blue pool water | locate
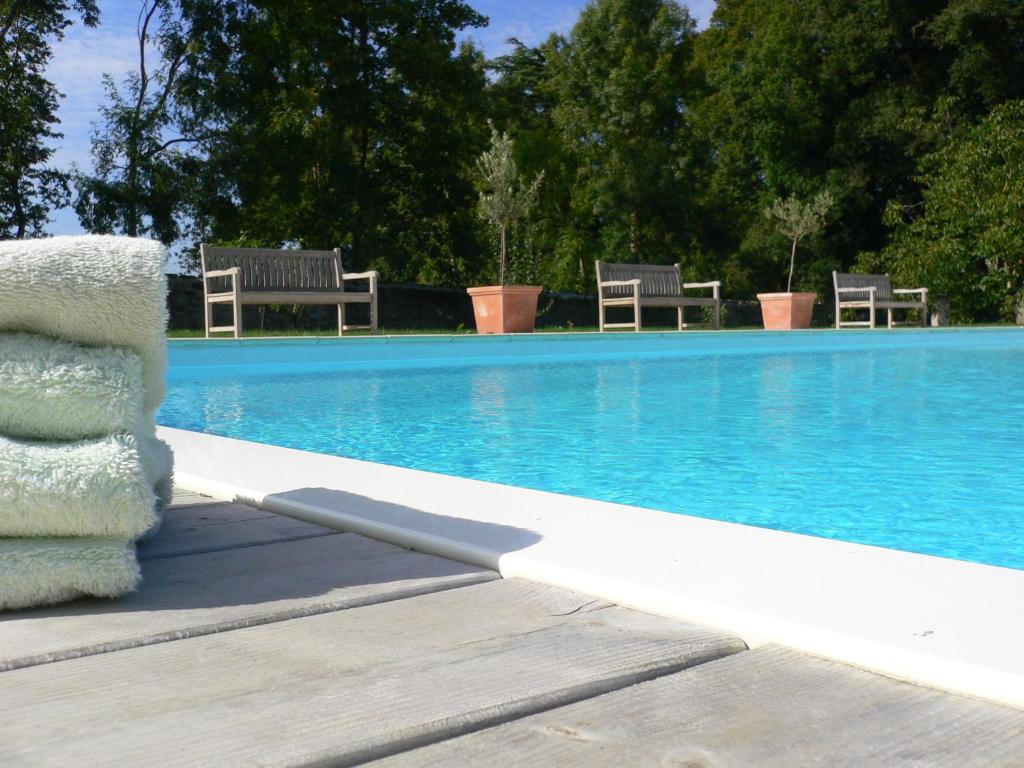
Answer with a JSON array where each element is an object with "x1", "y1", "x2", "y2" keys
[{"x1": 161, "y1": 329, "x2": 1024, "y2": 569}]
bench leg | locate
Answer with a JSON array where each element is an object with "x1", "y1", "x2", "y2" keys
[
  {"x1": 869, "y1": 302, "x2": 875, "y2": 330},
  {"x1": 677, "y1": 306, "x2": 683, "y2": 331},
  {"x1": 835, "y1": 303, "x2": 841, "y2": 329},
  {"x1": 370, "y1": 296, "x2": 379, "y2": 335},
  {"x1": 920, "y1": 304, "x2": 927, "y2": 327},
  {"x1": 634, "y1": 295, "x2": 642, "y2": 332},
  {"x1": 337, "y1": 304, "x2": 345, "y2": 336},
  {"x1": 232, "y1": 293, "x2": 242, "y2": 339},
  {"x1": 713, "y1": 301, "x2": 721, "y2": 330},
  {"x1": 887, "y1": 308, "x2": 894, "y2": 330},
  {"x1": 598, "y1": 302, "x2": 605, "y2": 332},
  {"x1": 204, "y1": 300, "x2": 213, "y2": 339}
]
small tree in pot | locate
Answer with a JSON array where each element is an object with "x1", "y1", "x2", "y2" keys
[
  {"x1": 757, "y1": 191, "x2": 834, "y2": 330},
  {"x1": 469, "y1": 125, "x2": 545, "y2": 334}
]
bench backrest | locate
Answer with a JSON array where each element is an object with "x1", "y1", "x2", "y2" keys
[
  {"x1": 200, "y1": 245, "x2": 344, "y2": 293},
  {"x1": 596, "y1": 261, "x2": 682, "y2": 298},
  {"x1": 833, "y1": 272, "x2": 893, "y2": 302}
]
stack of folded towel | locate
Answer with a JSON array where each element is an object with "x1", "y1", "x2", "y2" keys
[{"x1": 0, "y1": 235, "x2": 173, "y2": 610}]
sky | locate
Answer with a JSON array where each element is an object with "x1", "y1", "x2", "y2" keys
[{"x1": 45, "y1": 0, "x2": 717, "y2": 237}]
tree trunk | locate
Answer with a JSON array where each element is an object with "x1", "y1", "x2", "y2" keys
[
  {"x1": 499, "y1": 224, "x2": 507, "y2": 285},
  {"x1": 11, "y1": 176, "x2": 25, "y2": 239},
  {"x1": 352, "y1": 14, "x2": 371, "y2": 272},
  {"x1": 126, "y1": 155, "x2": 139, "y2": 237},
  {"x1": 787, "y1": 237, "x2": 798, "y2": 292},
  {"x1": 629, "y1": 211, "x2": 639, "y2": 260}
]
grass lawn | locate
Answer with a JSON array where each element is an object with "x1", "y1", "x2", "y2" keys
[
  {"x1": 166, "y1": 325, "x2": 714, "y2": 338},
  {"x1": 168, "y1": 323, "x2": 1004, "y2": 338}
]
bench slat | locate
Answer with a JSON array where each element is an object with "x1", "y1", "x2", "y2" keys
[
  {"x1": 832, "y1": 271, "x2": 928, "y2": 329},
  {"x1": 200, "y1": 245, "x2": 378, "y2": 338},
  {"x1": 595, "y1": 261, "x2": 721, "y2": 332},
  {"x1": 833, "y1": 273, "x2": 893, "y2": 302}
]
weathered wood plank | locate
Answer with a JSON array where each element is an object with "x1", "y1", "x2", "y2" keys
[
  {"x1": 372, "y1": 645, "x2": 1024, "y2": 768},
  {"x1": 141, "y1": 501, "x2": 336, "y2": 560},
  {"x1": 0, "y1": 579, "x2": 744, "y2": 767},
  {"x1": 168, "y1": 488, "x2": 220, "y2": 508},
  {"x1": 0, "y1": 534, "x2": 495, "y2": 672}
]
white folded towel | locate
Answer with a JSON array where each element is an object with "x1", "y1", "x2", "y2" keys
[
  {"x1": 0, "y1": 434, "x2": 165, "y2": 538},
  {"x1": 142, "y1": 434, "x2": 175, "y2": 514},
  {"x1": 0, "y1": 333, "x2": 146, "y2": 440},
  {"x1": 0, "y1": 538, "x2": 138, "y2": 610},
  {"x1": 0, "y1": 235, "x2": 169, "y2": 420}
]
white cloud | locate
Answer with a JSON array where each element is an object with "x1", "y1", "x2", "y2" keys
[
  {"x1": 47, "y1": 28, "x2": 140, "y2": 170},
  {"x1": 461, "y1": 1, "x2": 581, "y2": 57},
  {"x1": 688, "y1": 0, "x2": 717, "y2": 28},
  {"x1": 43, "y1": 1, "x2": 144, "y2": 234},
  {"x1": 462, "y1": 0, "x2": 717, "y2": 58}
]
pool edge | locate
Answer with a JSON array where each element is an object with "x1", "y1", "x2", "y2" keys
[{"x1": 161, "y1": 426, "x2": 1024, "y2": 710}]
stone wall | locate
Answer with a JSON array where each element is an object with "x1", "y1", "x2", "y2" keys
[{"x1": 167, "y1": 274, "x2": 837, "y2": 332}]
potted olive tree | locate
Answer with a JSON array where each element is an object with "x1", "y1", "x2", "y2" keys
[
  {"x1": 758, "y1": 191, "x2": 834, "y2": 330},
  {"x1": 469, "y1": 125, "x2": 544, "y2": 334}
]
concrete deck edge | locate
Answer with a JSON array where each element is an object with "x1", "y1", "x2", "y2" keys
[{"x1": 160, "y1": 426, "x2": 1024, "y2": 709}]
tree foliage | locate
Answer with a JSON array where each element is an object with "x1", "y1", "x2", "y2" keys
[
  {"x1": 75, "y1": 0, "x2": 196, "y2": 243},
  {"x1": 164, "y1": 0, "x2": 489, "y2": 282},
  {"x1": 764, "y1": 191, "x2": 834, "y2": 292},
  {"x1": 475, "y1": 124, "x2": 543, "y2": 285},
  {"x1": 55, "y1": 0, "x2": 1024, "y2": 323},
  {"x1": 866, "y1": 100, "x2": 1024, "y2": 322},
  {"x1": 0, "y1": 0, "x2": 97, "y2": 238},
  {"x1": 551, "y1": 0, "x2": 698, "y2": 274},
  {"x1": 693, "y1": 0, "x2": 1024, "y2": 297}
]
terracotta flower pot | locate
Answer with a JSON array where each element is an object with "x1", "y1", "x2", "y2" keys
[
  {"x1": 467, "y1": 285, "x2": 543, "y2": 334},
  {"x1": 757, "y1": 292, "x2": 817, "y2": 330}
]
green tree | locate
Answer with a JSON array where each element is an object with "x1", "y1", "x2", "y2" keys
[
  {"x1": 171, "y1": 0, "x2": 488, "y2": 283},
  {"x1": 75, "y1": 0, "x2": 197, "y2": 243},
  {"x1": 692, "y1": 0, "x2": 1024, "y2": 300},
  {"x1": 548, "y1": 0, "x2": 699, "y2": 276},
  {"x1": 0, "y1": 1, "x2": 98, "y2": 238},
  {"x1": 865, "y1": 100, "x2": 1024, "y2": 322},
  {"x1": 764, "y1": 191, "x2": 834, "y2": 292},
  {"x1": 475, "y1": 124, "x2": 543, "y2": 285},
  {"x1": 486, "y1": 36, "x2": 581, "y2": 289}
]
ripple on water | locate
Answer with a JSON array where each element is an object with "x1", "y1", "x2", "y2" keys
[{"x1": 160, "y1": 340, "x2": 1024, "y2": 570}]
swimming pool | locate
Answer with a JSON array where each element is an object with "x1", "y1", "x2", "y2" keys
[{"x1": 161, "y1": 329, "x2": 1024, "y2": 570}]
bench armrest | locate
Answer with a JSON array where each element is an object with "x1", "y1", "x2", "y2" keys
[
  {"x1": 892, "y1": 288, "x2": 927, "y2": 297},
  {"x1": 204, "y1": 268, "x2": 239, "y2": 280},
  {"x1": 342, "y1": 270, "x2": 379, "y2": 281}
]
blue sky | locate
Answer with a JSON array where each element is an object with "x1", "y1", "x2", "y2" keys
[{"x1": 45, "y1": 0, "x2": 716, "y2": 236}]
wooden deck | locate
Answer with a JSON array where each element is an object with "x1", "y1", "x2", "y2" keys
[{"x1": 1, "y1": 490, "x2": 1022, "y2": 766}]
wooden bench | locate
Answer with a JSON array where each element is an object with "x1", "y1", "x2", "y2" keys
[
  {"x1": 832, "y1": 272, "x2": 927, "y2": 329},
  {"x1": 595, "y1": 261, "x2": 721, "y2": 332},
  {"x1": 199, "y1": 245, "x2": 379, "y2": 338}
]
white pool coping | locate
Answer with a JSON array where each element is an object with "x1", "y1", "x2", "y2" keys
[{"x1": 160, "y1": 426, "x2": 1024, "y2": 709}]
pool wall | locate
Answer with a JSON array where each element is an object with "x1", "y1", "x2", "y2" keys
[
  {"x1": 161, "y1": 424, "x2": 1024, "y2": 709},
  {"x1": 168, "y1": 326, "x2": 1023, "y2": 377}
]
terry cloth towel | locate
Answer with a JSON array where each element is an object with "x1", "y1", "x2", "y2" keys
[
  {"x1": 0, "y1": 434, "x2": 166, "y2": 538},
  {"x1": 142, "y1": 434, "x2": 175, "y2": 514},
  {"x1": 0, "y1": 334, "x2": 175, "y2": 510},
  {"x1": 0, "y1": 235, "x2": 169, "y2": 420},
  {"x1": 0, "y1": 333, "x2": 147, "y2": 441},
  {"x1": 0, "y1": 538, "x2": 138, "y2": 610}
]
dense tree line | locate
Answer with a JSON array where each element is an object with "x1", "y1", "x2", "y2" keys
[{"x1": 5, "y1": 0, "x2": 1024, "y2": 320}]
